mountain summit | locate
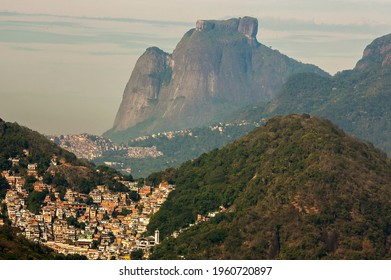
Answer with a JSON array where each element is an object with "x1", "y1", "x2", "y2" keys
[
  {"x1": 105, "y1": 17, "x2": 327, "y2": 141},
  {"x1": 355, "y1": 33, "x2": 391, "y2": 71}
]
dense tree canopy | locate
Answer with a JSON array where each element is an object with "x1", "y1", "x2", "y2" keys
[{"x1": 149, "y1": 115, "x2": 391, "y2": 260}]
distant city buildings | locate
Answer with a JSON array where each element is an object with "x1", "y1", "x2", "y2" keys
[
  {"x1": 47, "y1": 134, "x2": 163, "y2": 173},
  {"x1": 47, "y1": 134, "x2": 126, "y2": 161}
]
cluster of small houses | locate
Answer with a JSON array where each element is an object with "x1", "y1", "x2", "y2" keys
[{"x1": 0, "y1": 156, "x2": 174, "y2": 260}]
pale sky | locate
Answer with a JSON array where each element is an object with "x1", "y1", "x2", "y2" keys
[{"x1": 0, "y1": 0, "x2": 390, "y2": 135}]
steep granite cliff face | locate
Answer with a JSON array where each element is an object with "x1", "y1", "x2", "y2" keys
[
  {"x1": 113, "y1": 47, "x2": 172, "y2": 132},
  {"x1": 107, "y1": 17, "x2": 327, "y2": 141}
]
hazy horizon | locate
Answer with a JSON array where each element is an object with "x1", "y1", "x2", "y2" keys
[{"x1": 0, "y1": 0, "x2": 390, "y2": 135}]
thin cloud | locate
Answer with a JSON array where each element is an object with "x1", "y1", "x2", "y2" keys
[
  {"x1": 0, "y1": 12, "x2": 188, "y2": 52},
  {"x1": 12, "y1": 46, "x2": 41, "y2": 52},
  {"x1": 0, "y1": 11, "x2": 193, "y2": 27},
  {"x1": 1, "y1": 19, "x2": 81, "y2": 28},
  {"x1": 261, "y1": 16, "x2": 391, "y2": 35}
]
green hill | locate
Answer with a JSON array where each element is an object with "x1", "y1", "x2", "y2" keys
[
  {"x1": 147, "y1": 115, "x2": 391, "y2": 259},
  {"x1": 0, "y1": 118, "x2": 80, "y2": 171}
]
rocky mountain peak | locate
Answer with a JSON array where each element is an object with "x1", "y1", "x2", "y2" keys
[
  {"x1": 196, "y1": 17, "x2": 258, "y2": 45},
  {"x1": 355, "y1": 33, "x2": 391, "y2": 71},
  {"x1": 106, "y1": 17, "x2": 327, "y2": 141}
]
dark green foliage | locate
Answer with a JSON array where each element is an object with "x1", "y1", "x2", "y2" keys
[
  {"x1": 66, "y1": 216, "x2": 85, "y2": 229},
  {"x1": 149, "y1": 115, "x2": 391, "y2": 260},
  {"x1": 42, "y1": 172, "x2": 53, "y2": 185},
  {"x1": 0, "y1": 203, "x2": 10, "y2": 225},
  {"x1": 52, "y1": 173, "x2": 69, "y2": 187},
  {"x1": 206, "y1": 228, "x2": 228, "y2": 244},
  {"x1": 107, "y1": 181, "x2": 128, "y2": 193},
  {"x1": 95, "y1": 165, "x2": 133, "y2": 194},
  {"x1": 0, "y1": 176, "x2": 9, "y2": 199},
  {"x1": 129, "y1": 191, "x2": 140, "y2": 202},
  {"x1": 85, "y1": 196, "x2": 94, "y2": 205},
  {"x1": 56, "y1": 186, "x2": 67, "y2": 201},
  {"x1": 26, "y1": 191, "x2": 47, "y2": 214},
  {"x1": 122, "y1": 174, "x2": 134, "y2": 182},
  {"x1": 0, "y1": 225, "x2": 87, "y2": 260},
  {"x1": 91, "y1": 240, "x2": 99, "y2": 249},
  {"x1": 66, "y1": 216, "x2": 77, "y2": 226},
  {"x1": 130, "y1": 249, "x2": 144, "y2": 260},
  {"x1": 24, "y1": 175, "x2": 37, "y2": 193},
  {"x1": 76, "y1": 178, "x2": 95, "y2": 194},
  {"x1": 0, "y1": 154, "x2": 11, "y2": 171}
]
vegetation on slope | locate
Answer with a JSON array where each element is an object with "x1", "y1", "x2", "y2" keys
[
  {"x1": 147, "y1": 115, "x2": 391, "y2": 259},
  {"x1": 97, "y1": 124, "x2": 256, "y2": 178},
  {"x1": 0, "y1": 118, "x2": 80, "y2": 172},
  {"x1": 232, "y1": 67, "x2": 391, "y2": 155}
]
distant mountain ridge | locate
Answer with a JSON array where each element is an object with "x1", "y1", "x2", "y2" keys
[
  {"x1": 230, "y1": 33, "x2": 391, "y2": 155},
  {"x1": 105, "y1": 16, "x2": 327, "y2": 141}
]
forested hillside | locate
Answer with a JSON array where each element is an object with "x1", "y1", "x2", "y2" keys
[{"x1": 147, "y1": 115, "x2": 391, "y2": 259}]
